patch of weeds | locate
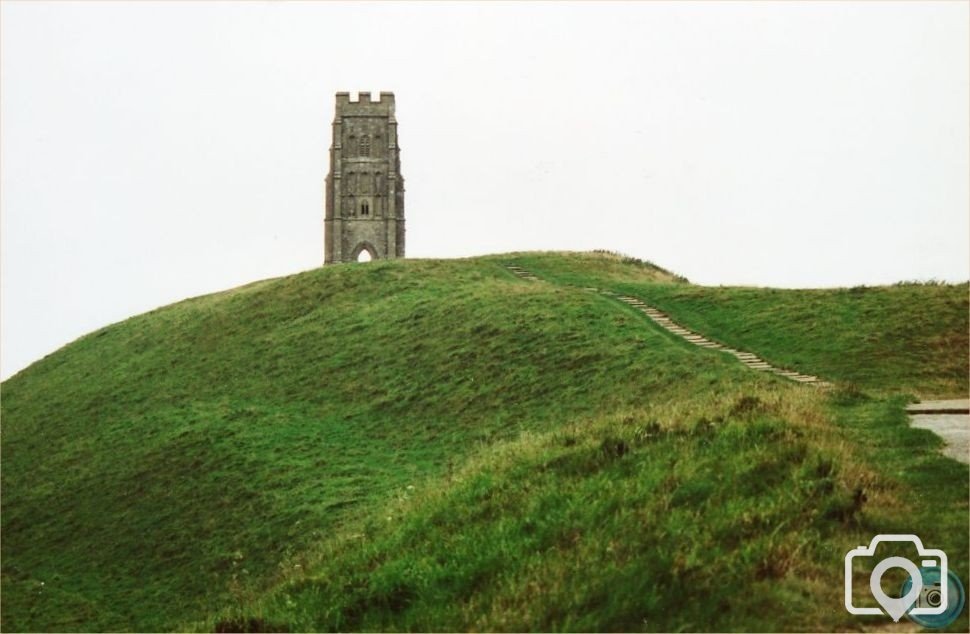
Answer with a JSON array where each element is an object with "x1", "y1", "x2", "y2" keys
[
  {"x1": 829, "y1": 384, "x2": 871, "y2": 406},
  {"x1": 822, "y1": 486, "x2": 868, "y2": 524},
  {"x1": 599, "y1": 436, "x2": 629, "y2": 460},
  {"x1": 690, "y1": 417, "x2": 718, "y2": 437},
  {"x1": 214, "y1": 617, "x2": 288, "y2": 633},
  {"x1": 632, "y1": 420, "x2": 664, "y2": 444},
  {"x1": 729, "y1": 395, "x2": 765, "y2": 417}
]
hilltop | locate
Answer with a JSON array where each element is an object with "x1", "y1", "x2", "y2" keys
[{"x1": 1, "y1": 252, "x2": 967, "y2": 631}]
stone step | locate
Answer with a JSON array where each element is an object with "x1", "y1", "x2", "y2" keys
[
  {"x1": 596, "y1": 286, "x2": 830, "y2": 389},
  {"x1": 905, "y1": 399, "x2": 970, "y2": 415}
]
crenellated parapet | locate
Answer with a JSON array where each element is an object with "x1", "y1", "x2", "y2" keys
[{"x1": 334, "y1": 91, "x2": 396, "y2": 118}]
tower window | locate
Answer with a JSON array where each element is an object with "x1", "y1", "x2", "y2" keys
[
  {"x1": 361, "y1": 201, "x2": 370, "y2": 216},
  {"x1": 360, "y1": 135, "x2": 370, "y2": 157}
]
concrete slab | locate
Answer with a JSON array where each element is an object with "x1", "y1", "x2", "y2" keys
[
  {"x1": 909, "y1": 413, "x2": 970, "y2": 464},
  {"x1": 905, "y1": 399, "x2": 970, "y2": 414}
]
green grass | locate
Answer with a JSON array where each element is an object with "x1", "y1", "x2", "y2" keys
[
  {"x1": 512, "y1": 251, "x2": 969, "y2": 397},
  {"x1": 1, "y1": 252, "x2": 966, "y2": 632}
]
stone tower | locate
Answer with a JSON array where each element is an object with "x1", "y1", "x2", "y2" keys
[{"x1": 324, "y1": 91, "x2": 405, "y2": 264}]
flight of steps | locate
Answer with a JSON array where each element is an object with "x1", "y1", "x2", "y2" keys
[
  {"x1": 504, "y1": 264, "x2": 540, "y2": 281},
  {"x1": 503, "y1": 263, "x2": 831, "y2": 388},
  {"x1": 614, "y1": 295, "x2": 830, "y2": 387}
]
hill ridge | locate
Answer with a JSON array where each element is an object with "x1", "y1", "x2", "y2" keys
[{"x1": 2, "y1": 252, "x2": 966, "y2": 632}]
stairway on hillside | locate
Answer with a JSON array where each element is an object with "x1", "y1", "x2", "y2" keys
[{"x1": 504, "y1": 263, "x2": 832, "y2": 388}]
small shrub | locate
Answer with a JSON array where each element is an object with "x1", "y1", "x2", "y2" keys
[{"x1": 599, "y1": 436, "x2": 629, "y2": 460}]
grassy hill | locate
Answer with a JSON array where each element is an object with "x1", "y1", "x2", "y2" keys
[
  {"x1": 1, "y1": 252, "x2": 966, "y2": 632},
  {"x1": 512, "y1": 251, "x2": 969, "y2": 397}
]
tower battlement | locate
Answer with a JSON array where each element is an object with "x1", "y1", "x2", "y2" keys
[
  {"x1": 324, "y1": 91, "x2": 405, "y2": 264},
  {"x1": 335, "y1": 91, "x2": 396, "y2": 116}
]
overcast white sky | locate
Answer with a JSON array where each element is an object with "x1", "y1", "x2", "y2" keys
[{"x1": 2, "y1": 1, "x2": 968, "y2": 380}]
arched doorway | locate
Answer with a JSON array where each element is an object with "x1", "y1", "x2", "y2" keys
[{"x1": 351, "y1": 242, "x2": 378, "y2": 263}]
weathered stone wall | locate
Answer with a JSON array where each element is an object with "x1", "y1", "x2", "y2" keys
[{"x1": 324, "y1": 91, "x2": 406, "y2": 264}]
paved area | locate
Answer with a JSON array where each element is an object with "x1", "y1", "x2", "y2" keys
[
  {"x1": 904, "y1": 399, "x2": 969, "y2": 414},
  {"x1": 503, "y1": 263, "x2": 831, "y2": 388},
  {"x1": 906, "y1": 400, "x2": 970, "y2": 464}
]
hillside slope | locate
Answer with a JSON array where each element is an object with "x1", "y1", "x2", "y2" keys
[
  {"x1": 512, "y1": 252, "x2": 969, "y2": 397},
  {"x1": 1, "y1": 253, "x2": 967, "y2": 632}
]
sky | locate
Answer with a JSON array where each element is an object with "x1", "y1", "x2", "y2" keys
[{"x1": 2, "y1": 1, "x2": 968, "y2": 380}]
